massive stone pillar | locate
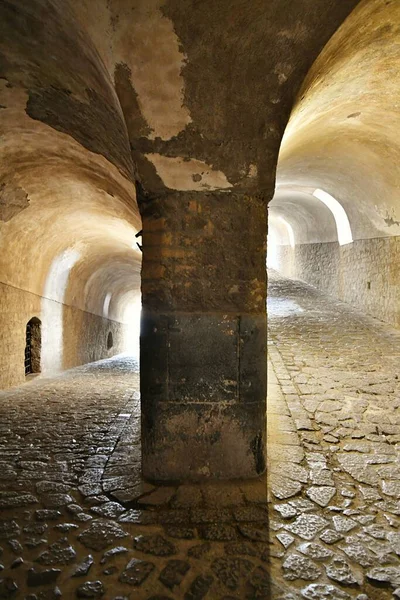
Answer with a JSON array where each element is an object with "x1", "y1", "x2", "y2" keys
[{"x1": 140, "y1": 191, "x2": 267, "y2": 481}]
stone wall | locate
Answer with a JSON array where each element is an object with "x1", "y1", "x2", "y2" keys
[
  {"x1": 273, "y1": 236, "x2": 400, "y2": 328},
  {"x1": 0, "y1": 281, "x2": 127, "y2": 390}
]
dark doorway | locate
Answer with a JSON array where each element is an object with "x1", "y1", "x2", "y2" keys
[
  {"x1": 107, "y1": 331, "x2": 114, "y2": 350},
  {"x1": 25, "y1": 317, "x2": 41, "y2": 376}
]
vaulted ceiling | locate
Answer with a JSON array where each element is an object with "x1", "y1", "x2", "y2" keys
[
  {"x1": 272, "y1": 0, "x2": 400, "y2": 245},
  {"x1": 0, "y1": 0, "x2": 366, "y2": 319}
]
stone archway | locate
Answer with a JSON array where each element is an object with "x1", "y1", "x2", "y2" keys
[{"x1": 24, "y1": 317, "x2": 41, "y2": 376}]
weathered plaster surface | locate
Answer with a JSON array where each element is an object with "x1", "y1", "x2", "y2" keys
[
  {"x1": 0, "y1": 182, "x2": 30, "y2": 222},
  {"x1": 144, "y1": 154, "x2": 233, "y2": 191},
  {"x1": 69, "y1": 0, "x2": 360, "y2": 195},
  {"x1": 112, "y1": 0, "x2": 192, "y2": 140}
]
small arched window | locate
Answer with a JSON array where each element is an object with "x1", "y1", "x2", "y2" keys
[
  {"x1": 107, "y1": 331, "x2": 114, "y2": 350},
  {"x1": 25, "y1": 317, "x2": 41, "y2": 376}
]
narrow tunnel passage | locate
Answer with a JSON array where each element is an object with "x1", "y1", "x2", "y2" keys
[{"x1": 1, "y1": 275, "x2": 400, "y2": 597}]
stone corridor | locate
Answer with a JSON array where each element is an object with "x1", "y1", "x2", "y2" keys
[
  {"x1": 1, "y1": 273, "x2": 400, "y2": 598},
  {"x1": 268, "y1": 271, "x2": 400, "y2": 599}
]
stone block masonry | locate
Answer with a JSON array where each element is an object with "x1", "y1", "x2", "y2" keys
[
  {"x1": 273, "y1": 236, "x2": 400, "y2": 329},
  {"x1": 140, "y1": 191, "x2": 268, "y2": 481}
]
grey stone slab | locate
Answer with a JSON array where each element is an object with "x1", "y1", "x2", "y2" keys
[
  {"x1": 283, "y1": 553, "x2": 321, "y2": 581},
  {"x1": 78, "y1": 520, "x2": 127, "y2": 551},
  {"x1": 306, "y1": 487, "x2": 336, "y2": 507},
  {"x1": 284, "y1": 514, "x2": 328, "y2": 540}
]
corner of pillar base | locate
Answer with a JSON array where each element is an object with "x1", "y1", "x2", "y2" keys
[{"x1": 141, "y1": 405, "x2": 266, "y2": 482}]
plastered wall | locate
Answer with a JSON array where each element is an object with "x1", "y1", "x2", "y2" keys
[
  {"x1": 0, "y1": 281, "x2": 128, "y2": 390},
  {"x1": 273, "y1": 237, "x2": 400, "y2": 329}
]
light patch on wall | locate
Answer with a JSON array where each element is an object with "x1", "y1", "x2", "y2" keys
[
  {"x1": 267, "y1": 216, "x2": 295, "y2": 271},
  {"x1": 103, "y1": 292, "x2": 112, "y2": 318},
  {"x1": 44, "y1": 248, "x2": 82, "y2": 303},
  {"x1": 313, "y1": 189, "x2": 353, "y2": 245},
  {"x1": 277, "y1": 216, "x2": 295, "y2": 248},
  {"x1": 267, "y1": 229, "x2": 279, "y2": 269},
  {"x1": 41, "y1": 248, "x2": 81, "y2": 373},
  {"x1": 122, "y1": 294, "x2": 141, "y2": 356},
  {"x1": 145, "y1": 154, "x2": 232, "y2": 191}
]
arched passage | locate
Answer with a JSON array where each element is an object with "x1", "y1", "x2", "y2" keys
[
  {"x1": 0, "y1": 0, "x2": 365, "y2": 483},
  {"x1": 269, "y1": 0, "x2": 400, "y2": 328}
]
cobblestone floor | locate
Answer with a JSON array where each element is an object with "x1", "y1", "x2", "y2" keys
[
  {"x1": 268, "y1": 270, "x2": 400, "y2": 600},
  {"x1": 0, "y1": 355, "x2": 268, "y2": 599},
  {"x1": 2, "y1": 272, "x2": 400, "y2": 599}
]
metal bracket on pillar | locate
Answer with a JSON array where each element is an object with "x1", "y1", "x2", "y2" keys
[{"x1": 135, "y1": 229, "x2": 143, "y2": 252}]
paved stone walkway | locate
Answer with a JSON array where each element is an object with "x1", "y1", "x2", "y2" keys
[
  {"x1": 268, "y1": 270, "x2": 400, "y2": 600},
  {"x1": 2, "y1": 272, "x2": 400, "y2": 599},
  {"x1": 0, "y1": 355, "x2": 268, "y2": 599}
]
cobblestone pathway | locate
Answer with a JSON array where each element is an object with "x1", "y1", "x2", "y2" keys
[
  {"x1": 0, "y1": 355, "x2": 269, "y2": 599},
  {"x1": 3, "y1": 273, "x2": 400, "y2": 599},
  {"x1": 268, "y1": 270, "x2": 400, "y2": 600}
]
